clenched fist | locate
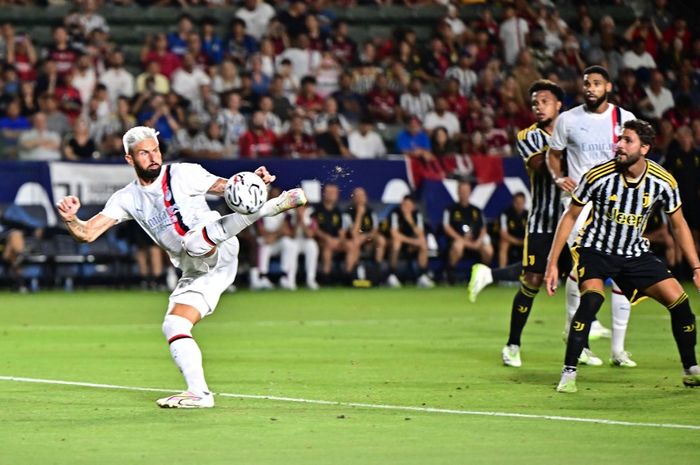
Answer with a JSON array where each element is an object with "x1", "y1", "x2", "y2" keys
[{"x1": 56, "y1": 196, "x2": 81, "y2": 222}]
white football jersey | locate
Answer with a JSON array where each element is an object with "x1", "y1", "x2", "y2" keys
[
  {"x1": 101, "y1": 163, "x2": 221, "y2": 267},
  {"x1": 549, "y1": 103, "x2": 635, "y2": 184}
]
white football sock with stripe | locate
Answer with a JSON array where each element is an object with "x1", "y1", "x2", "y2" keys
[
  {"x1": 162, "y1": 314, "x2": 209, "y2": 395},
  {"x1": 565, "y1": 274, "x2": 580, "y2": 330},
  {"x1": 611, "y1": 283, "x2": 631, "y2": 355}
]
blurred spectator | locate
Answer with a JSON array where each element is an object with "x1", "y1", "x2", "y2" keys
[
  {"x1": 348, "y1": 117, "x2": 386, "y2": 159},
  {"x1": 167, "y1": 13, "x2": 195, "y2": 57},
  {"x1": 343, "y1": 186, "x2": 386, "y2": 277},
  {"x1": 365, "y1": 73, "x2": 398, "y2": 123},
  {"x1": 400, "y1": 77, "x2": 434, "y2": 122},
  {"x1": 239, "y1": 110, "x2": 277, "y2": 158},
  {"x1": 622, "y1": 39, "x2": 657, "y2": 72},
  {"x1": 444, "y1": 3, "x2": 467, "y2": 38},
  {"x1": 18, "y1": 81, "x2": 37, "y2": 117},
  {"x1": 0, "y1": 99, "x2": 31, "y2": 158},
  {"x1": 37, "y1": 93, "x2": 71, "y2": 138},
  {"x1": 18, "y1": 112, "x2": 61, "y2": 161},
  {"x1": 140, "y1": 33, "x2": 181, "y2": 80},
  {"x1": 278, "y1": 114, "x2": 317, "y2": 158},
  {"x1": 397, "y1": 115, "x2": 431, "y2": 157},
  {"x1": 316, "y1": 116, "x2": 350, "y2": 158},
  {"x1": 314, "y1": 52, "x2": 341, "y2": 98},
  {"x1": 305, "y1": 14, "x2": 326, "y2": 53},
  {"x1": 100, "y1": 50, "x2": 134, "y2": 107},
  {"x1": 0, "y1": 223, "x2": 28, "y2": 292},
  {"x1": 482, "y1": 115, "x2": 511, "y2": 157},
  {"x1": 191, "y1": 120, "x2": 227, "y2": 159},
  {"x1": 332, "y1": 72, "x2": 364, "y2": 123},
  {"x1": 216, "y1": 91, "x2": 247, "y2": 156},
  {"x1": 643, "y1": 69, "x2": 674, "y2": 120},
  {"x1": 424, "y1": 96, "x2": 460, "y2": 139},
  {"x1": 296, "y1": 75, "x2": 324, "y2": 115},
  {"x1": 65, "y1": 0, "x2": 109, "y2": 38},
  {"x1": 624, "y1": 17, "x2": 662, "y2": 60},
  {"x1": 226, "y1": 17, "x2": 258, "y2": 66},
  {"x1": 136, "y1": 61, "x2": 169, "y2": 96},
  {"x1": 387, "y1": 195, "x2": 434, "y2": 288},
  {"x1": 55, "y1": 69, "x2": 83, "y2": 122},
  {"x1": 277, "y1": 58, "x2": 300, "y2": 101},
  {"x1": 645, "y1": 0, "x2": 673, "y2": 32},
  {"x1": 327, "y1": 20, "x2": 357, "y2": 66},
  {"x1": 201, "y1": 17, "x2": 225, "y2": 66},
  {"x1": 537, "y1": 4, "x2": 568, "y2": 56},
  {"x1": 617, "y1": 68, "x2": 649, "y2": 117},
  {"x1": 674, "y1": 74, "x2": 700, "y2": 110},
  {"x1": 268, "y1": 74, "x2": 294, "y2": 122},
  {"x1": 445, "y1": 53, "x2": 478, "y2": 97},
  {"x1": 212, "y1": 58, "x2": 241, "y2": 95},
  {"x1": 44, "y1": 25, "x2": 79, "y2": 78},
  {"x1": 443, "y1": 182, "x2": 493, "y2": 282},
  {"x1": 278, "y1": 0, "x2": 309, "y2": 40},
  {"x1": 236, "y1": 0, "x2": 276, "y2": 41},
  {"x1": 63, "y1": 117, "x2": 98, "y2": 160},
  {"x1": 499, "y1": 4, "x2": 529, "y2": 67},
  {"x1": 256, "y1": 186, "x2": 298, "y2": 290},
  {"x1": 258, "y1": 95, "x2": 283, "y2": 136},
  {"x1": 171, "y1": 53, "x2": 210, "y2": 106},
  {"x1": 73, "y1": 53, "x2": 97, "y2": 109},
  {"x1": 100, "y1": 95, "x2": 136, "y2": 144},
  {"x1": 663, "y1": 95, "x2": 700, "y2": 130},
  {"x1": 185, "y1": 32, "x2": 209, "y2": 68},
  {"x1": 473, "y1": 68, "x2": 501, "y2": 114},
  {"x1": 574, "y1": 15, "x2": 595, "y2": 57},
  {"x1": 313, "y1": 97, "x2": 351, "y2": 135},
  {"x1": 497, "y1": 192, "x2": 527, "y2": 268},
  {"x1": 138, "y1": 93, "x2": 180, "y2": 144},
  {"x1": 6, "y1": 33, "x2": 38, "y2": 83},
  {"x1": 586, "y1": 16, "x2": 624, "y2": 82},
  {"x1": 277, "y1": 34, "x2": 321, "y2": 82},
  {"x1": 311, "y1": 183, "x2": 349, "y2": 283},
  {"x1": 249, "y1": 53, "x2": 271, "y2": 96},
  {"x1": 258, "y1": 38, "x2": 277, "y2": 77},
  {"x1": 664, "y1": 126, "x2": 700, "y2": 247},
  {"x1": 512, "y1": 50, "x2": 542, "y2": 105}
]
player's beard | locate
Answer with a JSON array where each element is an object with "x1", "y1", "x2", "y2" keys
[
  {"x1": 585, "y1": 92, "x2": 607, "y2": 112},
  {"x1": 135, "y1": 163, "x2": 162, "y2": 181},
  {"x1": 615, "y1": 150, "x2": 640, "y2": 168},
  {"x1": 536, "y1": 118, "x2": 553, "y2": 129}
]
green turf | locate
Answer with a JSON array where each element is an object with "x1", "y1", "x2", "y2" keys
[{"x1": 1, "y1": 286, "x2": 699, "y2": 465}]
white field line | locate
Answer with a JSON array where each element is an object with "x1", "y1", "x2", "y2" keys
[{"x1": 1, "y1": 375, "x2": 699, "y2": 431}]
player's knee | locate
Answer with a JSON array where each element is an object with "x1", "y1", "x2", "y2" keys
[
  {"x1": 162, "y1": 314, "x2": 194, "y2": 344},
  {"x1": 523, "y1": 272, "x2": 543, "y2": 289},
  {"x1": 576, "y1": 289, "x2": 605, "y2": 323},
  {"x1": 183, "y1": 227, "x2": 216, "y2": 257}
]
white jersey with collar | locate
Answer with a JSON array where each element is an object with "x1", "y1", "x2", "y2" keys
[
  {"x1": 549, "y1": 103, "x2": 636, "y2": 184},
  {"x1": 100, "y1": 162, "x2": 221, "y2": 267}
]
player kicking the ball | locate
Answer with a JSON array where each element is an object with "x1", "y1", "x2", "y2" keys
[
  {"x1": 56, "y1": 126, "x2": 307, "y2": 408},
  {"x1": 545, "y1": 120, "x2": 700, "y2": 393}
]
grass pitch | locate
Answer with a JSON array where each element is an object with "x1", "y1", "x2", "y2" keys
[{"x1": 1, "y1": 286, "x2": 699, "y2": 465}]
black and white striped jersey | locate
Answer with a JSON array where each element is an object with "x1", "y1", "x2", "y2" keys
[
  {"x1": 516, "y1": 123, "x2": 562, "y2": 234},
  {"x1": 571, "y1": 159, "x2": 682, "y2": 257}
]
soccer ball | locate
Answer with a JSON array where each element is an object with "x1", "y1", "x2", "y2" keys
[{"x1": 224, "y1": 171, "x2": 268, "y2": 214}]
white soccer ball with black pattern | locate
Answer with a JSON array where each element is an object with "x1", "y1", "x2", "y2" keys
[{"x1": 224, "y1": 171, "x2": 268, "y2": 214}]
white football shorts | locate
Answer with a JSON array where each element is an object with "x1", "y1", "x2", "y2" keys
[{"x1": 167, "y1": 236, "x2": 240, "y2": 318}]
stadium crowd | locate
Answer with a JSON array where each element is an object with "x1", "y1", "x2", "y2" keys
[{"x1": 1, "y1": 0, "x2": 700, "y2": 290}]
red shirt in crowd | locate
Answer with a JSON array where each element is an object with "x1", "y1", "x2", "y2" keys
[
  {"x1": 441, "y1": 92, "x2": 469, "y2": 120},
  {"x1": 54, "y1": 85, "x2": 82, "y2": 122},
  {"x1": 142, "y1": 51, "x2": 182, "y2": 79},
  {"x1": 366, "y1": 89, "x2": 398, "y2": 122},
  {"x1": 46, "y1": 46, "x2": 79, "y2": 77},
  {"x1": 296, "y1": 93, "x2": 324, "y2": 113},
  {"x1": 277, "y1": 132, "x2": 317, "y2": 158},
  {"x1": 239, "y1": 129, "x2": 278, "y2": 158}
]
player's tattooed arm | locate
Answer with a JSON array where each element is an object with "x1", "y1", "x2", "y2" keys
[
  {"x1": 56, "y1": 196, "x2": 117, "y2": 243},
  {"x1": 207, "y1": 178, "x2": 228, "y2": 196}
]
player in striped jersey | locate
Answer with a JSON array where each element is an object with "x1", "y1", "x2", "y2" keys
[
  {"x1": 546, "y1": 120, "x2": 700, "y2": 392},
  {"x1": 547, "y1": 65, "x2": 637, "y2": 367},
  {"x1": 467, "y1": 80, "x2": 602, "y2": 366}
]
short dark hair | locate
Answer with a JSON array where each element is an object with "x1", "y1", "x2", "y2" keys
[
  {"x1": 528, "y1": 79, "x2": 564, "y2": 102},
  {"x1": 583, "y1": 65, "x2": 610, "y2": 82},
  {"x1": 623, "y1": 119, "x2": 656, "y2": 148},
  {"x1": 513, "y1": 192, "x2": 526, "y2": 200}
]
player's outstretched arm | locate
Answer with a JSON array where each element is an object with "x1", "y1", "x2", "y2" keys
[
  {"x1": 56, "y1": 196, "x2": 117, "y2": 243},
  {"x1": 668, "y1": 208, "x2": 700, "y2": 291},
  {"x1": 545, "y1": 203, "x2": 583, "y2": 295},
  {"x1": 546, "y1": 148, "x2": 577, "y2": 192}
]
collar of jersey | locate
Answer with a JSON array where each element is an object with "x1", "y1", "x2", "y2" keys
[
  {"x1": 620, "y1": 160, "x2": 648, "y2": 189},
  {"x1": 136, "y1": 165, "x2": 166, "y2": 190}
]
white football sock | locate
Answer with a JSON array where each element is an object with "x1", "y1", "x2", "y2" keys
[
  {"x1": 162, "y1": 314, "x2": 209, "y2": 394},
  {"x1": 611, "y1": 283, "x2": 631, "y2": 355},
  {"x1": 565, "y1": 273, "x2": 580, "y2": 330}
]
